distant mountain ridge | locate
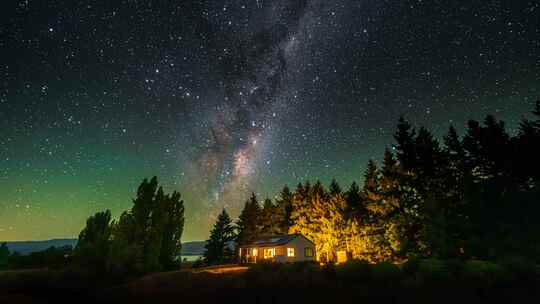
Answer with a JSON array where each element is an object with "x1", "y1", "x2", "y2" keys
[
  {"x1": 2, "y1": 239, "x2": 207, "y2": 256},
  {"x1": 2, "y1": 239, "x2": 78, "y2": 255}
]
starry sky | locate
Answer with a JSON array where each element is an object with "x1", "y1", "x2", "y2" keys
[{"x1": 1, "y1": 0, "x2": 539, "y2": 242}]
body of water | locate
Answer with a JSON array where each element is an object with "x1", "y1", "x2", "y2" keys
[{"x1": 180, "y1": 255, "x2": 202, "y2": 262}]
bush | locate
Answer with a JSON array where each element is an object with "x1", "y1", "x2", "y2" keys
[
  {"x1": 401, "y1": 256, "x2": 420, "y2": 275},
  {"x1": 336, "y1": 260, "x2": 371, "y2": 284},
  {"x1": 245, "y1": 262, "x2": 324, "y2": 288},
  {"x1": 462, "y1": 260, "x2": 507, "y2": 287},
  {"x1": 498, "y1": 256, "x2": 537, "y2": 281},
  {"x1": 192, "y1": 258, "x2": 205, "y2": 268},
  {"x1": 417, "y1": 258, "x2": 452, "y2": 282},
  {"x1": 371, "y1": 262, "x2": 403, "y2": 284}
]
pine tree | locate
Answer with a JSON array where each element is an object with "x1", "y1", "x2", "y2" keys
[
  {"x1": 236, "y1": 193, "x2": 261, "y2": 245},
  {"x1": 444, "y1": 126, "x2": 464, "y2": 159},
  {"x1": 393, "y1": 116, "x2": 416, "y2": 171},
  {"x1": 329, "y1": 178, "x2": 342, "y2": 195},
  {"x1": 260, "y1": 198, "x2": 281, "y2": 236},
  {"x1": 363, "y1": 160, "x2": 378, "y2": 194},
  {"x1": 382, "y1": 148, "x2": 397, "y2": 179},
  {"x1": 275, "y1": 185, "x2": 293, "y2": 234},
  {"x1": 204, "y1": 209, "x2": 235, "y2": 265},
  {"x1": 414, "y1": 127, "x2": 442, "y2": 182}
]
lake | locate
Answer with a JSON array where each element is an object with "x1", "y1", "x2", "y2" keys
[{"x1": 179, "y1": 255, "x2": 202, "y2": 262}]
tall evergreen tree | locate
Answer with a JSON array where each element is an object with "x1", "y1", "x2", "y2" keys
[
  {"x1": 236, "y1": 193, "x2": 261, "y2": 245},
  {"x1": 260, "y1": 198, "x2": 281, "y2": 236},
  {"x1": 444, "y1": 126, "x2": 464, "y2": 159},
  {"x1": 329, "y1": 178, "x2": 342, "y2": 195},
  {"x1": 204, "y1": 209, "x2": 235, "y2": 265},
  {"x1": 393, "y1": 116, "x2": 416, "y2": 171},
  {"x1": 274, "y1": 185, "x2": 293, "y2": 234},
  {"x1": 363, "y1": 160, "x2": 378, "y2": 194}
]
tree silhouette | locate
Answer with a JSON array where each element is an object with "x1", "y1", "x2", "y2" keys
[
  {"x1": 75, "y1": 210, "x2": 112, "y2": 273},
  {"x1": 329, "y1": 178, "x2": 342, "y2": 195},
  {"x1": 106, "y1": 177, "x2": 184, "y2": 275},
  {"x1": 204, "y1": 209, "x2": 235, "y2": 265},
  {"x1": 0, "y1": 243, "x2": 9, "y2": 270},
  {"x1": 236, "y1": 193, "x2": 261, "y2": 245}
]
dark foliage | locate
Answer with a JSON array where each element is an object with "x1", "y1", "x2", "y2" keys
[{"x1": 204, "y1": 209, "x2": 236, "y2": 265}]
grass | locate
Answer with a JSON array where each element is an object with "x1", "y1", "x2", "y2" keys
[{"x1": 1, "y1": 258, "x2": 540, "y2": 303}]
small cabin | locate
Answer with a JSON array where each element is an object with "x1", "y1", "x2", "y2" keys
[{"x1": 238, "y1": 234, "x2": 316, "y2": 263}]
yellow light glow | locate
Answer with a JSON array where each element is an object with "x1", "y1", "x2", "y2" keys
[{"x1": 287, "y1": 247, "x2": 295, "y2": 257}]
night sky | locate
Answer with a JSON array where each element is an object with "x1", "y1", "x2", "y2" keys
[{"x1": 1, "y1": 1, "x2": 539, "y2": 242}]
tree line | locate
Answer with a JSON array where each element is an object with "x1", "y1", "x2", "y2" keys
[{"x1": 206, "y1": 101, "x2": 540, "y2": 264}]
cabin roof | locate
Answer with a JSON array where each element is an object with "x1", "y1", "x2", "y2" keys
[{"x1": 239, "y1": 233, "x2": 312, "y2": 247}]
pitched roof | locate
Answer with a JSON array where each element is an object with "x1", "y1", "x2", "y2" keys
[{"x1": 240, "y1": 234, "x2": 310, "y2": 247}]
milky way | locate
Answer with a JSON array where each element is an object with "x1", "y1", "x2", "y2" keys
[{"x1": 189, "y1": 0, "x2": 313, "y2": 221}]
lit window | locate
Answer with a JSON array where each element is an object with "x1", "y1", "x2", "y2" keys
[
  {"x1": 252, "y1": 248, "x2": 258, "y2": 256},
  {"x1": 264, "y1": 248, "x2": 275, "y2": 259},
  {"x1": 304, "y1": 247, "x2": 313, "y2": 257},
  {"x1": 287, "y1": 247, "x2": 295, "y2": 257}
]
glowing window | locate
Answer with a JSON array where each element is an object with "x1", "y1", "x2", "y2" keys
[
  {"x1": 263, "y1": 248, "x2": 275, "y2": 259},
  {"x1": 304, "y1": 247, "x2": 313, "y2": 257},
  {"x1": 287, "y1": 247, "x2": 295, "y2": 257},
  {"x1": 252, "y1": 248, "x2": 258, "y2": 256}
]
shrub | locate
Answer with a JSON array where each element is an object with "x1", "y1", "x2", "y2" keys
[
  {"x1": 244, "y1": 262, "x2": 325, "y2": 288},
  {"x1": 371, "y1": 261, "x2": 403, "y2": 284},
  {"x1": 401, "y1": 256, "x2": 420, "y2": 275},
  {"x1": 462, "y1": 260, "x2": 507, "y2": 287},
  {"x1": 498, "y1": 256, "x2": 537, "y2": 281},
  {"x1": 336, "y1": 260, "x2": 371, "y2": 284},
  {"x1": 192, "y1": 258, "x2": 205, "y2": 268},
  {"x1": 417, "y1": 258, "x2": 452, "y2": 282}
]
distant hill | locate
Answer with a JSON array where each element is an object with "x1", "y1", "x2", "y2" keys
[
  {"x1": 3, "y1": 239, "x2": 78, "y2": 255},
  {"x1": 2, "y1": 239, "x2": 207, "y2": 256},
  {"x1": 181, "y1": 241, "x2": 206, "y2": 256}
]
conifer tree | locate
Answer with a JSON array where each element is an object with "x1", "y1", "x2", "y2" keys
[
  {"x1": 260, "y1": 198, "x2": 281, "y2": 236},
  {"x1": 329, "y1": 178, "x2": 342, "y2": 196},
  {"x1": 393, "y1": 116, "x2": 416, "y2": 171},
  {"x1": 236, "y1": 193, "x2": 261, "y2": 245},
  {"x1": 363, "y1": 160, "x2": 378, "y2": 194},
  {"x1": 345, "y1": 181, "x2": 362, "y2": 212},
  {"x1": 204, "y1": 209, "x2": 235, "y2": 265},
  {"x1": 275, "y1": 185, "x2": 293, "y2": 234}
]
